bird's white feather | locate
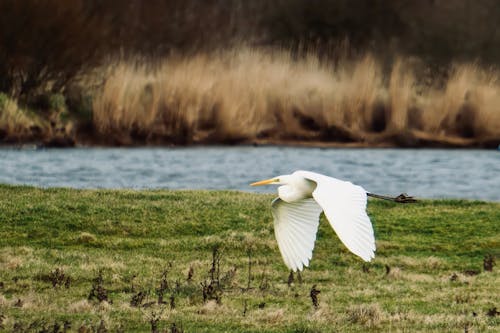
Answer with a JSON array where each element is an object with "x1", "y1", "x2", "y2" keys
[
  {"x1": 295, "y1": 170, "x2": 376, "y2": 262},
  {"x1": 271, "y1": 197, "x2": 323, "y2": 271}
]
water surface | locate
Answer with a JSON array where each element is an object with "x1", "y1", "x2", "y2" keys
[{"x1": 0, "y1": 147, "x2": 498, "y2": 201}]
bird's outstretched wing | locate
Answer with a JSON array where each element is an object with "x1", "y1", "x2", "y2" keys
[
  {"x1": 296, "y1": 170, "x2": 376, "y2": 262},
  {"x1": 271, "y1": 197, "x2": 323, "y2": 271}
]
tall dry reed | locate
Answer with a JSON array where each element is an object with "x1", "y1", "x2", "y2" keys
[
  {"x1": 90, "y1": 48, "x2": 500, "y2": 145},
  {"x1": 388, "y1": 59, "x2": 415, "y2": 132},
  {"x1": 0, "y1": 96, "x2": 46, "y2": 140}
]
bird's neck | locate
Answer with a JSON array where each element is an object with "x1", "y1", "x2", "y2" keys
[{"x1": 278, "y1": 178, "x2": 315, "y2": 203}]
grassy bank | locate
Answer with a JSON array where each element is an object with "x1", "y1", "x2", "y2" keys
[{"x1": 0, "y1": 185, "x2": 498, "y2": 332}]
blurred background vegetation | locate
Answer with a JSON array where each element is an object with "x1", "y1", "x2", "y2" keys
[{"x1": 1, "y1": 0, "x2": 500, "y2": 146}]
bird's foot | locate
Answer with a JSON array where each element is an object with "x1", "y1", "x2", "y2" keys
[{"x1": 394, "y1": 193, "x2": 417, "y2": 203}]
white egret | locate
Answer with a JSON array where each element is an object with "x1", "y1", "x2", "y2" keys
[{"x1": 251, "y1": 170, "x2": 415, "y2": 271}]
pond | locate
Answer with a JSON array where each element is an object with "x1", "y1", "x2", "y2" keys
[{"x1": 0, "y1": 146, "x2": 498, "y2": 201}]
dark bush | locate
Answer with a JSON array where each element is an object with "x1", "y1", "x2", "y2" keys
[{"x1": 2, "y1": 0, "x2": 500, "y2": 100}]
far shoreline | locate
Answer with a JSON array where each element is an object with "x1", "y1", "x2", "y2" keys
[
  {"x1": 2, "y1": 141, "x2": 498, "y2": 150},
  {"x1": 2, "y1": 131, "x2": 499, "y2": 150}
]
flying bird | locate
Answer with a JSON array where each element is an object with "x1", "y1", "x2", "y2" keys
[{"x1": 251, "y1": 170, "x2": 415, "y2": 271}]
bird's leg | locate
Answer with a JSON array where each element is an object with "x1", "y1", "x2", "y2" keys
[{"x1": 367, "y1": 192, "x2": 417, "y2": 203}]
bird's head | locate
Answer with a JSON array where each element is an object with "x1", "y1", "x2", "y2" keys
[{"x1": 250, "y1": 175, "x2": 290, "y2": 186}]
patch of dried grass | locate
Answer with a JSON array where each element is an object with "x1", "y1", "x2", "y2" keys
[
  {"x1": 0, "y1": 97, "x2": 39, "y2": 138},
  {"x1": 91, "y1": 49, "x2": 500, "y2": 145},
  {"x1": 0, "y1": 294, "x2": 8, "y2": 307},
  {"x1": 264, "y1": 308, "x2": 285, "y2": 324},
  {"x1": 347, "y1": 303, "x2": 384, "y2": 328},
  {"x1": 68, "y1": 299, "x2": 94, "y2": 313},
  {"x1": 309, "y1": 303, "x2": 339, "y2": 323},
  {"x1": 423, "y1": 64, "x2": 500, "y2": 138},
  {"x1": 198, "y1": 300, "x2": 220, "y2": 315},
  {"x1": 92, "y1": 50, "x2": 385, "y2": 143},
  {"x1": 76, "y1": 232, "x2": 97, "y2": 244},
  {"x1": 4, "y1": 256, "x2": 23, "y2": 270},
  {"x1": 386, "y1": 266, "x2": 402, "y2": 280}
]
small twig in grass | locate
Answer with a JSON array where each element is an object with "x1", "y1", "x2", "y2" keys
[
  {"x1": 200, "y1": 279, "x2": 222, "y2": 304},
  {"x1": 130, "y1": 274, "x2": 137, "y2": 293},
  {"x1": 243, "y1": 300, "x2": 248, "y2": 316},
  {"x1": 150, "y1": 316, "x2": 160, "y2": 333},
  {"x1": 143, "y1": 301, "x2": 157, "y2": 308},
  {"x1": 48, "y1": 267, "x2": 71, "y2": 289},
  {"x1": 64, "y1": 276, "x2": 71, "y2": 289},
  {"x1": 186, "y1": 266, "x2": 194, "y2": 282},
  {"x1": 463, "y1": 269, "x2": 480, "y2": 276},
  {"x1": 297, "y1": 271, "x2": 303, "y2": 284},
  {"x1": 88, "y1": 270, "x2": 109, "y2": 303},
  {"x1": 12, "y1": 322, "x2": 23, "y2": 332},
  {"x1": 77, "y1": 324, "x2": 91, "y2": 333},
  {"x1": 157, "y1": 274, "x2": 169, "y2": 305},
  {"x1": 201, "y1": 280, "x2": 208, "y2": 303},
  {"x1": 147, "y1": 308, "x2": 166, "y2": 333},
  {"x1": 131, "y1": 291, "x2": 147, "y2": 307},
  {"x1": 483, "y1": 254, "x2": 495, "y2": 272},
  {"x1": 63, "y1": 320, "x2": 71, "y2": 333},
  {"x1": 175, "y1": 279, "x2": 181, "y2": 291},
  {"x1": 310, "y1": 284, "x2": 320, "y2": 309},
  {"x1": 209, "y1": 246, "x2": 221, "y2": 288},
  {"x1": 169, "y1": 293, "x2": 176, "y2": 310},
  {"x1": 259, "y1": 268, "x2": 269, "y2": 291},
  {"x1": 287, "y1": 270, "x2": 294, "y2": 287},
  {"x1": 171, "y1": 279, "x2": 181, "y2": 309},
  {"x1": 170, "y1": 322, "x2": 184, "y2": 333},
  {"x1": 487, "y1": 307, "x2": 499, "y2": 317},
  {"x1": 12, "y1": 322, "x2": 24, "y2": 333},
  {"x1": 200, "y1": 246, "x2": 224, "y2": 304},
  {"x1": 246, "y1": 248, "x2": 253, "y2": 290},
  {"x1": 97, "y1": 320, "x2": 107, "y2": 333},
  {"x1": 52, "y1": 322, "x2": 61, "y2": 332},
  {"x1": 157, "y1": 264, "x2": 174, "y2": 305},
  {"x1": 221, "y1": 266, "x2": 237, "y2": 287},
  {"x1": 27, "y1": 319, "x2": 41, "y2": 330}
]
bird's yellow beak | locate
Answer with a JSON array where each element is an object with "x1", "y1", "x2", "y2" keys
[{"x1": 250, "y1": 178, "x2": 277, "y2": 186}]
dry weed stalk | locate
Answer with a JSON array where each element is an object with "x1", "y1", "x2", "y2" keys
[
  {"x1": 201, "y1": 246, "x2": 223, "y2": 304},
  {"x1": 88, "y1": 270, "x2": 109, "y2": 303},
  {"x1": 483, "y1": 254, "x2": 495, "y2": 272},
  {"x1": 310, "y1": 285, "x2": 320, "y2": 309}
]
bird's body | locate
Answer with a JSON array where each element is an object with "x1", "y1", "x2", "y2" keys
[{"x1": 251, "y1": 170, "x2": 376, "y2": 271}]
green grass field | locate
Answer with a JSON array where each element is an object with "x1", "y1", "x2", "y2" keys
[{"x1": 0, "y1": 185, "x2": 498, "y2": 332}]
